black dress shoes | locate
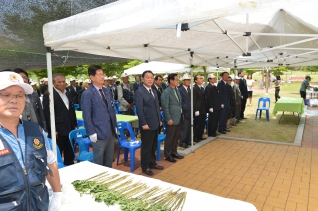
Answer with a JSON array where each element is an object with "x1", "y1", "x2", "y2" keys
[
  {"x1": 171, "y1": 153, "x2": 184, "y2": 159},
  {"x1": 218, "y1": 131, "x2": 226, "y2": 134},
  {"x1": 166, "y1": 157, "x2": 177, "y2": 163},
  {"x1": 225, "y1": 129, "x2": 231, "y2": 132},
  {"x1": 199, "y1": 137, "x2": 207, "y2": 140},
  {"x1": 150, "y1": 164, "x2": 164, "y2": 170},
  {"x1": 194, "y1": 137, "x2": 201, "y2": 143},
  {"x1": 179, "y1": 143, "x2": 189, "y2": 148},
  {"x1": 143, "y1": 168, "x2": 154, "y2": 175},
  {"x1": 209, "y1": 134, "x2": 217, "y2": 137}
]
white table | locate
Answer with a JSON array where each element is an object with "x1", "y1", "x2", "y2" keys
[
  {"x1": 307, "y1": 90, "x2": 318, "y2": 98},
  {"x1": 49, "y1": 162, "x2": 257, "y2": 211}
]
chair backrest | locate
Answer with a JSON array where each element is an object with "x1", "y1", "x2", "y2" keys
[
  {"x1": 77, "y1": 120, "x2": 85, "y2": 128},
  {"x1": 73, "y1": 104, "x2": 79, "y2": 110},
  {"x1": 69, "y1": 128, "x2": 88, "y2": 154},
  {"x1": 47, "y1": 138, "x2": 64, "y2": 166},
  {"x1": 116, "y1": 121, "x2": 136, "y2": 142},
  {"x1": 258, "y1": 97, "x2": 270, "y2": 109},
  {"x1": 160, "y1": 111, "x2": 167, "y2": 134},
  {"x1": 133, "y1": 105, "x2": 138, "y2": 116}
]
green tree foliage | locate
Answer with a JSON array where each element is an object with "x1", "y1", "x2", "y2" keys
[
  {"x1": 300, "y1": 66, "x2": 318, "y2": 74},
  {"x1": 123, "y1": 60, "x2": 143, "y2": 70},
  {"x1": 271, "y1": 66, "x2": 288, "y2": 76}
]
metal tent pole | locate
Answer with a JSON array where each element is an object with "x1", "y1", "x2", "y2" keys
[{"x1": 46, "y1": 47, "x2": 57, "y2": 156}]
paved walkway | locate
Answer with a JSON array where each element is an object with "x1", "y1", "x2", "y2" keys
[{"x1": 113, "y1": 107, "x2": 318, "y2": 211}]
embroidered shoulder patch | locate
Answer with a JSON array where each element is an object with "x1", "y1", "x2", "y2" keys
[
  {"x1": 0, "y1": 148, "x2": 10, "y2": 156},
  {"x1": 33, "y1": 138, "x2": 43, "y2": 149}
]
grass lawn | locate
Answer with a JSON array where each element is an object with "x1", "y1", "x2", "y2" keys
[{"x1": 221, "y1": 82, "x2": 305, "y2": 143}]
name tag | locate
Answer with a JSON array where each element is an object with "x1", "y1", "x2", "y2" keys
[{"x1": 0, "y1": 148, "x2": 10, "y2": 156}]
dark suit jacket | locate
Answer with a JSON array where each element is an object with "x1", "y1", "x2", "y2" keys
[
  {"x1": 78, "y1": 88, "x2": 87, "y2": 110},
  {"x1": 29, "y1": 91, "x2": 47, "y2": 132},
  {"x1": 133, "y1": 82, "x2": 141, "y2": 92},
  {"x1": 217, "y1": 79, "x2": 231, "y2": 107},
  {"x1": 152, "y1": 84, "x2": 162, "y2": 108},
  {"x1": 81, "y1": 85, "x2": 117, "y2": 140},
  {"x1": 178, "y1": 85, "x2": 191, "y2": 119},
  {"x1": 205, "y1": 83, "x2": 221, "y2": 111},
  {"x1": 193, "y1": 84, "x2": 207, "y2": 114},
  {"x1": 239, "y1": 78, "x2": 248, "y2": 99},
  {"x1": 161, "y1": 86, "x2": 182, "y2": 125},
  {"x1": 135, "y1": 86, "x2": 161, "y2": 130},
  {"x1": 68, "y1": 85, "x2": 82, "y2": 104},
  {"x1": 162, "y1": 82, "x2": 168, "y2": 90},
  {"x1": 43, "y1": 89, "x2": 77, "y2": 137}
]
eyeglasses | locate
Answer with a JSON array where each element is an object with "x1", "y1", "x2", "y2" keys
[
  {"x1": 94, "y1": 73, "x2": 105, "y2": 77},
  {"x1": 0, "y1": 93, "x2": 26, "y2": 101}
]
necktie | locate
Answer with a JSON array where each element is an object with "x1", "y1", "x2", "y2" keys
[
  {"x1": 201, "y1": 86, "x2": 204, "y2": 91},
  {"x1": 159, "y1": 87, "x2": 162, "y2": 94},
  {"x1": 174, "y1": 89, "x2": 179, "y2": 102},
  {"x1": 99, "y1": 89, "x2": 108, "y2": 108},
  {"x1": 149, "y1": 89, "x2": 154, "y2": 98},
  {"x1": 187, "y1": 87, "x2": 191, "y2": 95}
]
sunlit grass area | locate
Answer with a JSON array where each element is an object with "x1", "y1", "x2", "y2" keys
[{"x1": 221, "y1": 81, "x2": 305, "y2": 143}]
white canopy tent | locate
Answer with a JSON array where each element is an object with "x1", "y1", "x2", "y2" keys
[
  {"x1": 124, "y1": 61, "x2": 190, "y2": 75},
  {"x1": 42, "y1": 0, "x2": 318, "y2": 153}
]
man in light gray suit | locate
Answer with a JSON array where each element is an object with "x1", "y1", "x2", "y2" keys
[{"x1": 161, "y1": 73, "x2": 183, "y2": 162}]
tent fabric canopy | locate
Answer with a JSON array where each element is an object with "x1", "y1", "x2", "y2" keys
[
  {"x1": 124, "y1": 62, "x2": 190, "y2": 75},
  {"x1": 43, "y1": 0, "x2": 318, "y2": 68}
]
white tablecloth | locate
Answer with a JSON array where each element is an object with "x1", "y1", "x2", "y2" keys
[{"x1": 49, "y1": 161, "x2": 257, "y2": 211}]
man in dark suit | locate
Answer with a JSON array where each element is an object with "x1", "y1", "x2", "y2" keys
[
  {"x1": 193, "y1": 74, "x2": 207, "y2": 142},
  {"x1": 161, "y1": 74, "x2": 169, "y2": 90},
  {"x1": 161, "y1": 73, "x2": 183, "y2": 162},
  {"x1": 205, "y1": 74, "x2": 221, "y2": 137},
  {"x1": 81, "y1": 65, "x2": 117, "y2": 168},
  {"x1": 135, "y1": 70, "x2": 164, "y2": 175},
  {"x1": 68, "y1": 78, "x2": 82, "y2": 104},
  {"x1": 133, "y1": 75, "x2": 141, "y2": 91},
  {"x1": 238, "y1": 71, "x2": 248, "y2": 120},
  {"x1": 13, "y1": 68, "x2": 48, "y2": 132},
  {"x1": 217, "y1": 72, "x2": 231, "y2": 134},
  {"x1": 178, "y1": 73, "x2": 191, "y2": 148},
  {"x1": 43, "y1": 73, "x2": 77, "y2": 165},
  {"x1": 152, "y1": 75, "x2": 163, "y2": 109}
]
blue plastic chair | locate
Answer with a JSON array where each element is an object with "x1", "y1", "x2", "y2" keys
[
  {"x1": 77, "y1": 120, "x2": 85, "y2": 128},
  {"x1": 160, "y1": 111, "x2": 167, "y2": 134},
  {"x1": 114, "y1": 101, "x2": 122, "y2": 114},
  {"x1": 47, "y1": 138, "x2": 65, "y2": 169},
  {"x1": 133, "y1": 105, "x2": 139, "y2": 136},
  {"x1": 116, "y1": 121, "x2": 142, "y2": 172},
  {"x1": 69, "y1": 128, "x2": 93, "y2": 162},
  {"x1": 255, "y1": 97, "x2": 270, "y2": 121},
  {"x1": 157, "y1": 111, "x2": 167, "y2": 161},
  {"x1": 73, "y1": 104, "x2": 79, "y2": 110}
]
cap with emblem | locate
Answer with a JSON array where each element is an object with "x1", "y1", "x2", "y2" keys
[
  {"x1": 84, "y1": 79, "x2": 91, "y2": 83},
  {"x1": 112, "y1": 75, "x2": 118, "y2": 79},
  {"x1": 69, "y1": 78, "x2": 76, "y2": 81},
  {"x1": 163, "y1": 74, "x2": 168, "y2": 79},
  {"x1": 121, "y1": 72, "x2": 129, "y2": 78},
  {"x1": 104, "y1": 76, "x2": 108, "y2": 80},
  {"x1": 0, "y1": 72, "x2": 33, "y2": 94},
  {"x1": 208, "y1": 74, "x2": 216, "y2": 79},
  {"x1": 43, "y1": 78, "x2": 48, "y2": 82},
  {"x1": 182, "y1": 73, "x2": 191, "y2": 80}
]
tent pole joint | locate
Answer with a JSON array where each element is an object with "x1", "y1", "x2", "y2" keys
[
  {"x1": 242, "y1": 52, "x2": 251, "y2": 56},
  {"x1": 243, "y1": 32, "x2": 251, "y2": 36}
]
